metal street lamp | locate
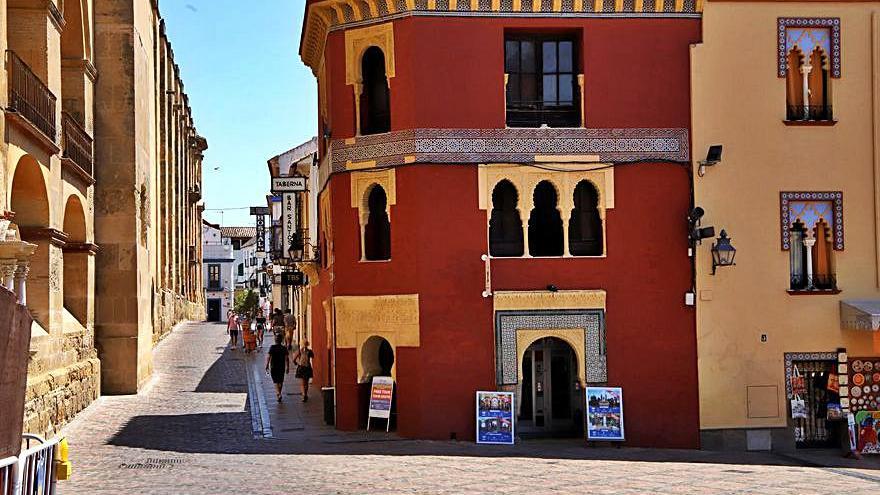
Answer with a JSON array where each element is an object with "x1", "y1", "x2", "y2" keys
[{"x1": 711, "y1": 230, "x2": 737, "y2": 275}]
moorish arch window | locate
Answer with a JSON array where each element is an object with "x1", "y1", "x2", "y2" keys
[
  {"x1": 528, "y1": 181, "x2": 564, "y2": 257},
  {"x1": 779, "y1": 19, "x2": 839, "y2": 122},
  {"x1": 364, "y1": 185, "x2": 391, "y2": 261},
  {"x1": 489, "y1": 180, "x2": 524, "y2": 257},
  {"x1": 781, "y1": 192, "x2": 843, "y2": 292},
  {"x1": 360, "y1": 46, "x2": 391, "y2": 135},
  {"x1": 569, "y1": 180, "x2": 603, "y2": 257}
]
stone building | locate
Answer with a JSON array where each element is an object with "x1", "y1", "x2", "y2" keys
[
  {"x1": 2, "y1": 0, "x2": 102, "y2": 437},
  {"x1": 93, "y1": 0, "x2": 207, "y2": 395},
  {"x1": 692, "y1": 0, "x2": 880, "y2": 452},
  {"x1": 0, "y1": 0, "x2": 205, "y2": 437}
]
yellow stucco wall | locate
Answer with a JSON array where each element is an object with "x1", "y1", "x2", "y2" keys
[{"x1": 692, "y1": 1, "x2": 880, "y2": 430}]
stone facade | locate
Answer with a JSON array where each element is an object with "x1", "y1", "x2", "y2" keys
[
  {"x1": 0, "y1": 0, "x2": 205, "y2": 438},
  {"x1": 93, "y1": 0, "x2": 206, "y2": 395}
]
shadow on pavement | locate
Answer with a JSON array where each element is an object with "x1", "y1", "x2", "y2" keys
[{"x1": 194, "y1": 347, "x2": 248, "y2": 394}]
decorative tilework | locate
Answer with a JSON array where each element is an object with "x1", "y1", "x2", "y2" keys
[
  {"x1": 479, "y1": 0, "x2": 492, "y2": 10},
  {"x1": 785, "y1": 352, "x2": 838, "y2": 399},
  {"x1": 495, "y1": 310, "x2": 606, "y2": 386},
  {"x1": 415, "y1": 0, "x2": 429, "y2": 9},
  {"x1": 332, "y1": 127, "x2": 690, "y2": 171},
  {"x1": 780, "y1": 191, "x2": 844, "y2": 251},
  {"x1": 778, "y1": 18, "x2": 841, "y2": 79},
  {"x1": 500, "y1": 0, "x2": 513, "y2": 10},
  {"x1": 641, "y1": 0, "x2": 656, "y2": 12},
  {"x1": 561, "y1": 0, "x2": 574, "y2": 12},
  {"x1": 622, "y1": 0, "x2": 635, "y2": 12},
  {"x1": 377, "y1": 0, "x2": 390, "y2": 15},
  {"x1": 602, "y1": 0, "x2": 615, "y2": 12}
]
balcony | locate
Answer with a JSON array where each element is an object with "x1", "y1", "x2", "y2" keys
[
  {"x1": 789, "y1": 273, "x2": 840, "y2": 294},
  {"x1": 785, "y1": 105, "x2": 834, "y2": 124},
  {"x1": 61, "y1": 113, "x2": 94, "y2": 182},
  {"x1": 6, "y1": 51, "x2": 57, "y2": 142}
]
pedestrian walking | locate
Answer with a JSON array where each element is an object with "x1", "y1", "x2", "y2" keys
[
  {"x1": 283, "y1": 309, "x2": 296, "y2": 350},
  {"x1": 227, "y1": 311, "x2": 239, "y2": 349},
  {"x1": 271, "y1": 308, "x2": 285, "y2": 341},
  {"x1": 265, "y1": 333, "x2": 290, "y2": 402},
  {"x1": 293, "y1": 340, "x2": 315, "y2": 402},
  {"x1": 255, "y1": 306, "x2": 267, "y2": 349}
]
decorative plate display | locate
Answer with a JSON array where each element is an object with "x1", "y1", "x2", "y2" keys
[
  {"x1": 865, "y1": 386, "x2": 872, "y2": 394},
  {"x1": 874, "y1": 385, "x2": 879, "y2": 393},
  {"x1": 873, "y1": 373, "x2": 880, "y2": 383},
  {"x1": 865, "y1": 361, "x2": 875, "y2": 372},
  {"x1": 852, "y1": 386, "x2": 863, "y2": 398},
  {"x1": 875, "y1": 361, "x2": 880, "y2": 369},
  {"x1": 859, "y1": 398, "x2": 865, "y2": 405},
  {"x1": 854, "y1": 373, "x2": 866, "y2": 386},
  {"x1": 853, "y1": 360, "x2": 865, "y2": 373}
]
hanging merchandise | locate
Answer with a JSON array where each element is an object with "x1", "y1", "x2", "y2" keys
[
  {"x1": 791, "y1": 365, "x2": 808, "y2": 419},
  {"x1": 827, "y1": 372, "x2": 840, "y2": 394},
  {"x1": 827, "y1": 402, "x2": 842, "y2": 420}
]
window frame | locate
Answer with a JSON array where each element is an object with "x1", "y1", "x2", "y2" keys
[
  {"x1": 505, "y1": 33, "x2": 581, "y2": 128},
  {"x1": 208, "y1": 264, "x2": 222, "y2": 290}
]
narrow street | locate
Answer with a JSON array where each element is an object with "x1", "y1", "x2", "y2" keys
[{"x1": 58, "y1": 322, "x2": 880, "y2": 494}]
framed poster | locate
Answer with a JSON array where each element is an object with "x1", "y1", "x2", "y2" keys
[
  {"x1": 367, "y1": 376, "x2": 394, "y2": 432},
  {"x1": 476, "y1": 391, "x2": 515, "y2": 445},
  {"x1": 586, "y1": 387, "x2": 625, "y2": 442}
]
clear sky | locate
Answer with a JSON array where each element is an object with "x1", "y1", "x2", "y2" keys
[{"x1": 161, "y1": 0, "x2": 317, "y2": 228}]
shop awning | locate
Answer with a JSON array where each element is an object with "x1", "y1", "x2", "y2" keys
[{"x1": 841, "y1": 300, "x2": 880, "y2": 331}]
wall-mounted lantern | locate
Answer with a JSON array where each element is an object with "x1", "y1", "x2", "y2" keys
[{"x1": 711, "y1": 230, "x2": 737, "y2": 275}]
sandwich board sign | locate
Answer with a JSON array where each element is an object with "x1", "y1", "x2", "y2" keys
[
  {"x1": 586, "y1": 387, "x2": 625, "y2": 442},
  {"x1": 367, "y1": 376, "x2": 394, "y2": 432},
  {"x1": 476, "y1": 391, "x2": 515, "y2": 445}
]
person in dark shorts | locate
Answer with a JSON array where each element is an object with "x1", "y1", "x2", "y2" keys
[
  {"x1": 227, "y1": 312, "x2": 239, "y2": 349},
  {"x1": 265, "y1": 333, "x2": 290, "y2": 402},
  {"x1": 293, "y1": 340, "x2": 315, "y2": 402}
]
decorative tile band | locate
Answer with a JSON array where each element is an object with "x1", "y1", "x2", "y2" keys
[
  {"x1": 495, "y1": 309, "x2": 606, "y2": 386},
  {"x1": 780, "y1": 191, "x2": 844, "y2": 251},
  {"x1": 777, "y1": 18, "x2": 841, "y2": 79},
  {"x1": 331, "y1": 127, "x2": 690, "y2": 172}
]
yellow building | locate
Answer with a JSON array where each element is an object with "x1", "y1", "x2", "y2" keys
[
  {"x1": 692, "y1": 0, "x2": 880, "y2": 451},
  {"x1": 0, "y1": 0, "x2": 205, "y2": 436}
]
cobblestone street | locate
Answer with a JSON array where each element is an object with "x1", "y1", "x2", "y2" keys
[{"x1": 59, "y1": 322, "x2": 880, "y2": 494}]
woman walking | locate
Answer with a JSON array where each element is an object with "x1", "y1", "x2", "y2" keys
[
  {"x1": 293, "y1": 340, "x2": 315, "y2": 402},
  {"x1": 227, "y1": 311, "x2": 239, "y2": 349},
  {"x1": 265, "y1": 333, "x2": 290, "y2": 402}
]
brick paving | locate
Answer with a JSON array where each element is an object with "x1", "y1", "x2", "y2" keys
[{"x1": 59, "y1": 321, "x2": 880, "y2": 494}]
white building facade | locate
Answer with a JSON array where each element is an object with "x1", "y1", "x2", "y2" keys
[{"x1": 202, "y1": 221, "x2": 235, "y2": 322}]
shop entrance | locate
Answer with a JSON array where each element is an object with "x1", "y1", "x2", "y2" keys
[
  {"x1": 519, "y1": 337, "x2": 582, "y2": 437},
  {"x1": 207, "y1": 299, "x2": 221, "y2": 322},
  {"x1": 791, "y1": 359, "x2": 840, "y2": 449}
]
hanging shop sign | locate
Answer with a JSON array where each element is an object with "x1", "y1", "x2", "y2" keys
[
  {"x1": 282, "y1": 193, "x2": 297, "y2": 257},
  {"x1": 254, "y1": 215, "x2": 266, "y2": 254},
  {"x1": 249, "y1": 206, "x2": 271, "y2": 216},
  {"x1": 586, "y1": 387, "x2": 625, "y2": 442},
  {"x1": 272, "y1": 176, "x2": 307, "y2": 193},
  {"x1": 367, "y1": 376, "x2": 394, "y2": 432},
  {"x1": 476, "y1": 391, "x2": 515, "y2": 445},
  {"x1": 281, "y1": 271, "x2": 305, "y2": 287}
]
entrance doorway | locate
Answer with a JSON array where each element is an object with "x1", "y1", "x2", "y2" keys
[
  {"x1": 519, "y1": 337, "x2": 582, "y2": 437},
  {"x1": 791, "y1": 359, "x2": 840, "y2": 449},
  {"x1": 207, "y1": 299, "x2": 221, "y2": 322}
]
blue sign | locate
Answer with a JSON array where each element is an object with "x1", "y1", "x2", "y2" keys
[
  {"x1": 476, "y1": 391, "x2": 515, "y2": 445},
  {"x1": 586, "y1": 387, "x2": 625, "y2": 441}
]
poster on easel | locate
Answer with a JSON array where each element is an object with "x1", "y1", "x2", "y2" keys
[
  {"x1": 367, "y1": 376, "x2": 394, "y2": 432},
  {"x1": 586, "y1": 387, "x2": 625, "y2": 442},
  {"x1": 476, "y1": 391, "x2": 515, "y2": 445}
]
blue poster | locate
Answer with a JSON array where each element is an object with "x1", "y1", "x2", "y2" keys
[
  {"x1": 586, "y1": 387, "x2": 625, "y2": 441},
  {"x1": 476, "y1": 391, "x2": 515, "y2": 445}
]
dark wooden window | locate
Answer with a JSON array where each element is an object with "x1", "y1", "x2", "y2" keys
[
  {"x1": 364, "y1": 185, "x2": 391, "y2": 261},
  {"x1": 505, "y1": 36, "x2": 580, "y2": 128},
  {"x1": 238, "y1": 263, "x2": 244, "y2": 276},
  {"x1": 528, "y1": 181, "x2": 564, "y2": 257},
  {"x1": 569, "y1": 181, "x2": 603, "y2": 256},
  {"x1": 208, "y1": 264, "x2": 221, "y2": 290},
  {"x1": 360, "y1": 47, "x2": 391, "y2": 135},
  {"x1": 489, "y1": 180, "x2": 524, "y2": 257}
]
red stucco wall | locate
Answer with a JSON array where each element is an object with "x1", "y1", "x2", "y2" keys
[{"x1": 311, "y1": 15, "x2": 701, "y2": 448}]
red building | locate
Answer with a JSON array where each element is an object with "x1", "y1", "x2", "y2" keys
[{"x1": 299, "y1": 2, "x2": 702, "y2": 448}]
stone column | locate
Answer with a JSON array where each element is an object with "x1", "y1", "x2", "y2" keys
[
  {"x1": 804, "y1": 237, "x2": 816, "y2": 290},
  {"x1": 14, "y1": 262, "x2": 30, "y2": 305},
  {"x1": 800, "y1": 64, "x2": 812, "y2": 120}
]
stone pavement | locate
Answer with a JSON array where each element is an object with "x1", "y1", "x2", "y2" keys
[{"x1": 59, "y1": 321, "x2": 880, "y2": 494}]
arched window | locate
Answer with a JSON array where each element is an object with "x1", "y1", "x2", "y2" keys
[
  {"x1": 360, "y1": 47, "x2": 391, "y2": 135},
  {"x1": 785, "y1": 48, "x2": 805, "y2": 119},
  {"x1": 785, "y1": 45, "x2": 832, "y2": 121},
  {"x1": 808, "y1": 48, "x2": 830, "y2": 119},
  {"x1": 489, "y1": 180, "x2": 524, "y2": 257},
  {"x1": 569, "y1": 181, "x2": 603, "y2": 256},
  {"x1": 528, "y1": 181, "x2": 563, "y2": 257},
  {"x1": 364, "y1": 185, "x2": 391, "y2": 261}
]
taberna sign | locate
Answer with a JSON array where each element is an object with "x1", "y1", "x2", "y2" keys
[
  {"x1": 272, "y1": 176, "x2": 307, "y2": 193},
  {"x1": 274, "y1": 271, "x2": 306, "y2": 287}
]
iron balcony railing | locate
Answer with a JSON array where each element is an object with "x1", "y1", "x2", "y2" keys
[
  {"x1": 6, "y1": 51, "x2": 57, "y2": 140},
  {"x1": 790, "y1": 273, "x2": 838, "y2": 292},
  {"x1": 61, "y1": 113, "x2": 93, "y2": 177},
  {"x1": 507, "y1": 101, "x2": 580, "y2": 128},
  {"x1": 787, "y1": 105, "x2": 833, "y2": 122}
]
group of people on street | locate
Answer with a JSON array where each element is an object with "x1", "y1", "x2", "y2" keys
[{"x1": 226, "y1": 308, "x2": 314, "y2": 403}]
